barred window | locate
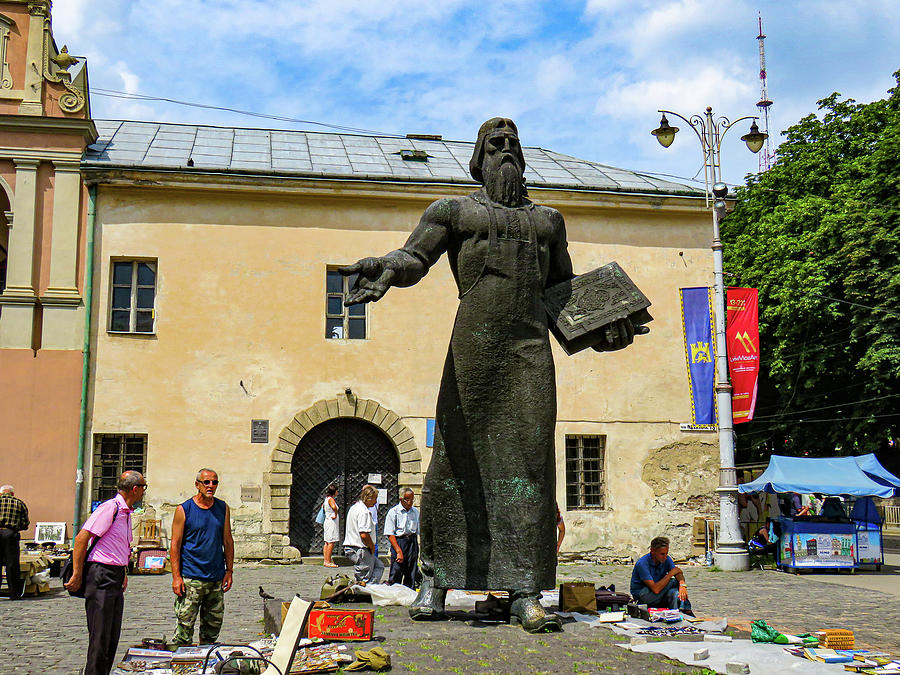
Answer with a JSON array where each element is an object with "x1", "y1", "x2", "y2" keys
[
  {"x1": 325, "y1": 268, "x2": 366, "y2": 340},
  {"x1": 565, "y1": 434, "x2": 606, "y2": 509},
  {"x1": 92, "y1": 434, "x2": 147, "y2": 503},
  {"x1": 109, "y1": 260, "x2": 156, "y2": 333}
]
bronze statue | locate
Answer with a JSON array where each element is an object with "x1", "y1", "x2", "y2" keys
[{"x1": 341, "y1": 118, "x2": 646, "y2": 632}]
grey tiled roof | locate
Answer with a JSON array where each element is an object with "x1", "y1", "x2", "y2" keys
[{"x1": 83, "y1": 120, "x2": 703, "y2": 196}]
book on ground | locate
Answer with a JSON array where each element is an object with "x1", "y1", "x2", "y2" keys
[{"x1": 804, "y1": 648, "x2": 853, "y2": 663}]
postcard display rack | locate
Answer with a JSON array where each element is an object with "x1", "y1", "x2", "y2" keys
[{"x1": 777, "y1": 517, "x2": 857, "y2": 572}]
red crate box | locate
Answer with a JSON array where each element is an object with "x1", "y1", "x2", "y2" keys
[{"x1": 305, "y1": 609, "x2": 374, "y2": 641}]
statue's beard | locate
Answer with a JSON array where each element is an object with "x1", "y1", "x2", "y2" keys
[{"x1": 484, "y1": 160, "x2": 524, "y2": 207}]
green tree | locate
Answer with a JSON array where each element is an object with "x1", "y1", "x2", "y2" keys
[{"x1": 722, "y1": 70, "x2": 900, "y2": 465}]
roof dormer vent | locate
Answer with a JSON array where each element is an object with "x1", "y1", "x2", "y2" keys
[{"x1": 399, "y1": 149, "x2": 429, "y2": 162}]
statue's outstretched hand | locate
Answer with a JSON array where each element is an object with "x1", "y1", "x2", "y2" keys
[
  {"x1": 340, "y1": 257, "x2": 396, "y2": 305},
  {"x1": 592, "y1": 317, "x2": 650, "y2": 352}
]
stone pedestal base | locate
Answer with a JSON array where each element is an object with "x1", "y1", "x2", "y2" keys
[{"x1": 714, "y1": 548, "x2": 749, "y2": 571}]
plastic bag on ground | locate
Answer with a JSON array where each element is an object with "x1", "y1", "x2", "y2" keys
[{"x1": 351, "y1": 583, "x2": 417, "y2": 607}]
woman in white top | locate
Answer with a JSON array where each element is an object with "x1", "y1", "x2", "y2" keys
[{"x1": 323, "y1": 483, "x2": 340, "y2": 567}]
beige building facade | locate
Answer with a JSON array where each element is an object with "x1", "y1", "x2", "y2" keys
[{"x1": 80, "y1": 122, "x2": 719, "y2": 561}]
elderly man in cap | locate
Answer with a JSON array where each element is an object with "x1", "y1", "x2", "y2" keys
[{"x1": 340, "y1": 118, "x2": 645, "y2": 632}]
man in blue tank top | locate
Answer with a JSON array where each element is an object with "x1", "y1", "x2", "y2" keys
[{"x1": 169, "y1": 468, "x2": 234, "y2": 645}]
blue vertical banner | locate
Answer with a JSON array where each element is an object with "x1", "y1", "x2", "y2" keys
[{"x1": 680, "y1": 287, "x2": 718, "y2": 426}]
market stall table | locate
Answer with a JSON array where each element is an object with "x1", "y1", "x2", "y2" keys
[{"x1": 738, "y1": 454, "x2": 900, "y2": 573}]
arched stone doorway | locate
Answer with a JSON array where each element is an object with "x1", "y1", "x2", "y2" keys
[
  {"x1": 289, "y1": 418, "x2": 398, "y2": 555},
  {"x1": 264, "y1": 393, "x2": 422, "y2": 559}
]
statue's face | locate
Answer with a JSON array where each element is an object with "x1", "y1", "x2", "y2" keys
[{"x1": 480, "y1": 129, "x2": 524, "y2": 183}]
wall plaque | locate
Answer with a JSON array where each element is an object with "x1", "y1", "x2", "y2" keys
[
  {"x1": 251, "y1": 419, "x2": 269, "y2": 443},
  {"x1": 241, "y1": 484, "x2": 261, "y2": 502}
]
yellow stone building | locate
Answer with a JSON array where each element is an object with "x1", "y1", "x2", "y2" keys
[{"x1": 80, "y1": 121, "x2": 719, "y2": 561}]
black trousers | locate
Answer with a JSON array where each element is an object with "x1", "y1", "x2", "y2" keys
[
  {"x1": 84, "y1": 562, "x2": 126, "y2": 675},
  {"x1": 388, "y1": 534, "x2": 420, "y2": 588},
  {"x1": 0, "y1": 528, "x2": 22, "y2": 599}
]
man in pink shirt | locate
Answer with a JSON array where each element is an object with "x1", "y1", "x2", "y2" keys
[{"x1": 65, "y1": 471, "x2": 146, "y2": 675}]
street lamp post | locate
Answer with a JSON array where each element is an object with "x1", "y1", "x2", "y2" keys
[{"x1": 652, "y1": 106, "x2": 767, "y2": 572}]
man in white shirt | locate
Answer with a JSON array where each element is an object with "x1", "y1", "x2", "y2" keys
[
  {"x1": 384, "y1": 488, "x2": 420, "y2": 588},
  {"x1": 343, "y1": 485, "x2": 384, "y2": 584}
]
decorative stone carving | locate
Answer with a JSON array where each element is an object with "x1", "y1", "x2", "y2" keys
[{"x1": 0, "y1": 14, "x2": 14, "y2": 91}]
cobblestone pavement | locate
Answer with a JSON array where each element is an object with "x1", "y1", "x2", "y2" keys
[{"x1": 1, "y1": 560, "x2": 898, "y2": 674}]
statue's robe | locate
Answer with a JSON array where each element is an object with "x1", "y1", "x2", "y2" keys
[{"x1": 387, "y1": 190, "x2": 573, "y2": 593}]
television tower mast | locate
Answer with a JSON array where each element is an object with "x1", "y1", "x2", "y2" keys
[{"x1": 756, "y1": 13, "x2": 774, "y2": 172}]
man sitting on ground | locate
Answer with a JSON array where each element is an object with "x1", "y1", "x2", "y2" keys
[{"x1": 629, "y1": 536, "x2": 691, "y2": 613}]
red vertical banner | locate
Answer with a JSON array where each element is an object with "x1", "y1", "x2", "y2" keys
[{"x1": 726, "y1": 288, "x2": 759, "y2": 424}]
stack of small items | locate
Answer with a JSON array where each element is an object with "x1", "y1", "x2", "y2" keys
[
  {"x1": 818, "y1": 629, "x2": 855, "y2": 650},
  {"x1": 843, "y1": 652, "x2": 900, "y2": 674},
  {"x1": 783, "y1": 639, "x2": 900, "y2": 674}
]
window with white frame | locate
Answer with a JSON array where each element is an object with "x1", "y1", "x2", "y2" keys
[
  {"x1": 109, "y1": 260, "x2": 156, "y2": 333},
  {"x1": 92, "y1": 434, "x2": 147, "y2": 503},
  {"x1": 565, "y1": 434, "x2": 606, "y2": 509},
  {"x1": 325, "y1": 267, "x2": 366, "y2": 339}
]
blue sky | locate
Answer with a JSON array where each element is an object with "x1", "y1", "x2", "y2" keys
[{"x1": 54, "y1": 0, "x2": 899, "y2": 188}]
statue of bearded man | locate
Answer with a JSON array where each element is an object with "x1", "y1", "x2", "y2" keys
[{"x1": 341, "y1": 118, "x2": 643, "y2": 632}]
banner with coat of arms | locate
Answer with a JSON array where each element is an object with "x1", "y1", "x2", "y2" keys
[{"x1": 679, "y1": 287, "x2": 717, "y2": 427}]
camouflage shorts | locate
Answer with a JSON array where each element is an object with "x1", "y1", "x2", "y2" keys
[{"x1": 173, "y1": 577, "x2": 225, "y2": 645}]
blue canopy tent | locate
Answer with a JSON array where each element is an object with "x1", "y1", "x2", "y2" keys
[
  {"x1": 738, "y1": 455, "x2": 896, "y2": 498},
  {"x1": 854, "y1": 453, "x2": 900, "y2": 491},
  {"x1": 738, "y1": 455, "x2": 899, "y2": 571}
]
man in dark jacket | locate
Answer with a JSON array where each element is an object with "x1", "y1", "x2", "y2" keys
[{"x1": 0, "y1": 485, "x2": 29, "y2": 600}]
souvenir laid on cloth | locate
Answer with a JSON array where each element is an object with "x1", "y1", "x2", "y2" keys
[
  {"x1": 61, "y1": 504, "x2": 119, "y2": 598},
  {"x1": 290, "y1": 643, "x2": 353, "y2": 674},
  {"x1": 559, "y1": 580, "x2": 597, "y2": 613},
  {"x1": 315, "y1": 505, "x2": 326, "y2": 526},
  {"x1": 649, "y1": 608, "x2": 682, "y2": 623}
]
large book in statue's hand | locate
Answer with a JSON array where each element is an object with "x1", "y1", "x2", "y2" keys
[{"x1": 544, "y1": 262, "x2": 653, "y2": 355}]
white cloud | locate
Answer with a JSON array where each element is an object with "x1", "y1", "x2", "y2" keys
[
  {"x1": 535, "y1": 55, "x2": 576, "y2": 100},
  {"x1": 112, "y1": 62, "x2": 140, "y2": 94},
  {"x1": 596, "y1": 64, "x2": 755, "y2": 120}
]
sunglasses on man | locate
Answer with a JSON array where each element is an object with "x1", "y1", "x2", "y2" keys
[{"x1": 199, "y1": 479, "x2": 219, "y2": 486}]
